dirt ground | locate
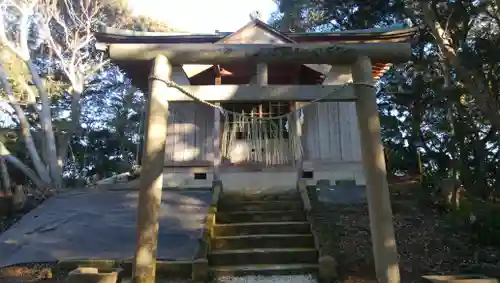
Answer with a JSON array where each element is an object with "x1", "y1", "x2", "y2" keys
[{"x1": 310, "y1": 183, "x2": 500, "y2": 283}]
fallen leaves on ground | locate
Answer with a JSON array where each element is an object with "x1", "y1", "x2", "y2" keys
[
  {"x1": 312, "y1": 189, "x2": 500, "y2": 282},
  {"x1": 0, "y1": 264, "x2": 57, "y2": 283}
]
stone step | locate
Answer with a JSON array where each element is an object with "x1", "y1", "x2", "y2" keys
[
  {"x1": 220, "y1": 192, "x2": 301, "y2": 202},
  {"x1": 208, "y1": 248, "x2": 318, "y2": 266},
  {"x1": 210, "y1": 263, "x2": 319, "y2": 277},
  {"x1": 213, "y1": 221, "x2": 311, "y2": 237},
  {"x1": 212, "y1": 234, "x2": 315, "y2": 250},
  {"x1": 216, "y1": 210, "x2": 306, "y2": 224},
  {"x1": 218, "y1": 200, "x2": 303, "y2": 212}
]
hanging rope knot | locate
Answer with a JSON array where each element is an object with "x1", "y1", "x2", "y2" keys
[
  {"x1": 165, "y1": 80, "x2": 177, "y2": 88},
  {"x1": 148, "y1": 75, "x2": 177, "y2": 87}
]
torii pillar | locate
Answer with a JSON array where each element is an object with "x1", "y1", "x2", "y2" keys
[
  {"x1": 133, "y1": 54, "x2": 170, "y2": 283},
  {"x1": 352, "y1": 55, "x2": 400, "y2": 283}
]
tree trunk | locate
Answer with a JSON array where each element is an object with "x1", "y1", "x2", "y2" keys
[
  {"x1": 26, "y1": 60, "x2": 62, "y2": 189},
  {"x1": 57, "y1": 88, "x2": 83, "y2": 168},
  {"x1": 453, "y1": 102, "x2": 474, "y2": 193},
  {"x1": 418, "y1": 2, "x2": 500, "y2": 131},
  {"x1": 0, "y1": 64, "x2": 51, "y2": 185},
  {"x1": 0, "y1": 157, "x2": 11, "y2": 195},
  {"x1": 31, "y1": 131, "x2": 49, "y2": 167},
  {"x1": 441, "y1": 61, "x2": 460, "y2": 182},
  {"x1": 0, "y1": 141, "x2": 47, "y2": 189},
  {"x1": 409, "y1": 86, "x2": 424, "y2": 176}
]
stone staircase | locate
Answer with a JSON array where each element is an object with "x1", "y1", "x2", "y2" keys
[{"x1": 209, "y1": 191, "x2": 319, "y2": 278}]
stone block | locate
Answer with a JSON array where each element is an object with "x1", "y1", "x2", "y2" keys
[
  {"x1": 191, "y1": 258, "x2": 209, "y2": 282},
  {"x1": 212, "y1": 180, "x2": 223, "y2": 204},
  {"x1": 422, "y1": 274, "x2": 499, "y2": 283},
  {"x1": 316, "y1": 179, "x2": 331, "y2": 189},
  {"x1": 65, "y1": 267, "x2": 121, "y2": 283},
  {"x1": 318, "y1": 255, "x2": 338, "y2": 282}
]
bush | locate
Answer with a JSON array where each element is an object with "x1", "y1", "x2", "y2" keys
[{"x1": 447, "y1": 199, "x2": 500, "y2": 246}]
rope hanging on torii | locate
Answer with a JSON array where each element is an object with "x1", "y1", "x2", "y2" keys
[{"x1": 148, "y1": 76, "x2": 375, "y2": 166}]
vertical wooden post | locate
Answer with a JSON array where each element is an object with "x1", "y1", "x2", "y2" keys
[
  {"x1": 290, "y1": 102, "x2": 303, "y2": 181},
  {"x1": 133, "y1": 55, "x2": 171, "y2": 283},
  {"x1": 256, "y1": 63, "x2": 268, "y2": 85},
  {"x1": 213, "y1": 68, "x2": 222, "y2": 181},
  {"x1": 256, "y1": 63, "x2": 268, "y2": 163},
  {"x1": 213, "y1": 111, "x2": 221, "y2": 180},
  {"x1": 351, "y1": 56, "x2": 400, "y2": 283}
]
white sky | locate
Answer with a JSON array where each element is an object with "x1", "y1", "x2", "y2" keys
[{"x1": 126, "y1": 0, "x2": 278, "y2": 33}]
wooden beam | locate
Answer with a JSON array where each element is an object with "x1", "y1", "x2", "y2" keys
[
  {"x1": 164, "y1": 85, "x2": 356, "y2": 102},
  {"x1": 352, "y1": 55, "x2": 400, "y2": 283},
  {"x1": 108, "y1": 42, "x2": 412, "y2": 64},
  {"x1": 133, "y1": 55, "x2": 170, "y2": 283}
]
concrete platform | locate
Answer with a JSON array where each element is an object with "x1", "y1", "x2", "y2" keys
[{"x1": 0, "y1": 189, "x2": 211, "y2": 267}]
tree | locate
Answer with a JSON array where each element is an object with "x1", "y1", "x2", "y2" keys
[
  {"x1": 0, "y1": 0, "x2": 105, "y2": 190},
  {"x1": 274, "y1": 0, "x2": 500, "y2": 129},
  {"x1": 274, "y1": 0, "x2": 500, "y2": 198}
]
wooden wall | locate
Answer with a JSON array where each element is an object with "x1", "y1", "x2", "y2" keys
[
  {"x1": 164, "y1": 67, "x2": 215, "y2": 165},
  {"x1": 300, "y1": 65, "x2": 362, "y2": 163},
  {"x1": 301, "y1": 102, "x2": 362, "y2": 162},
  {"x1": 164, "y1": 64, "x2": 362, "y2": 167}
]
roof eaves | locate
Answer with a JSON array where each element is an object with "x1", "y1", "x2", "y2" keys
[
  {"x1": 287, "y1": 25, "x2": 419, "y2": 37},
  {"x1": 99, "y1": 25, "x2": 223, "y2": 37},
  {"x1": 94, "y1": 26, "x2": 227, "y2": 44}
]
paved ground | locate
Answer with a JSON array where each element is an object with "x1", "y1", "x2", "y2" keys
[{"x1": 0, "y1": 189, "x2": 211, "y2": 267}]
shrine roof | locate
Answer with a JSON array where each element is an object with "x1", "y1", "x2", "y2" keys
[
  {"x1": 95, "y1": 20, "x2": 418, "y2": 45},
  {"x1": 94, "y1": 20, "x2": 419, "y2": 90}
]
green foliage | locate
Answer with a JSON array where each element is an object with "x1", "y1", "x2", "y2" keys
[
  {"x1": 276, "y1": 0, "x2": 500, "y2": 196},
  {"x1": 446, "y1": 199, "x2": 500, "y2": 246}
]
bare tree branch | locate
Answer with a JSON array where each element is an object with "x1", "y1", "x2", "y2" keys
[
  {"x1": 0, "y1": 63, "x2": 51, "y2": 184},
  {"x1": 0, "y1": 0, "x2": 32, "y2": 61}
]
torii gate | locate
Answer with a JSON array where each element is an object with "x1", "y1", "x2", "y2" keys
[{"x1": 100, "y1": 39, "x2": 413, "y2": 283}]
